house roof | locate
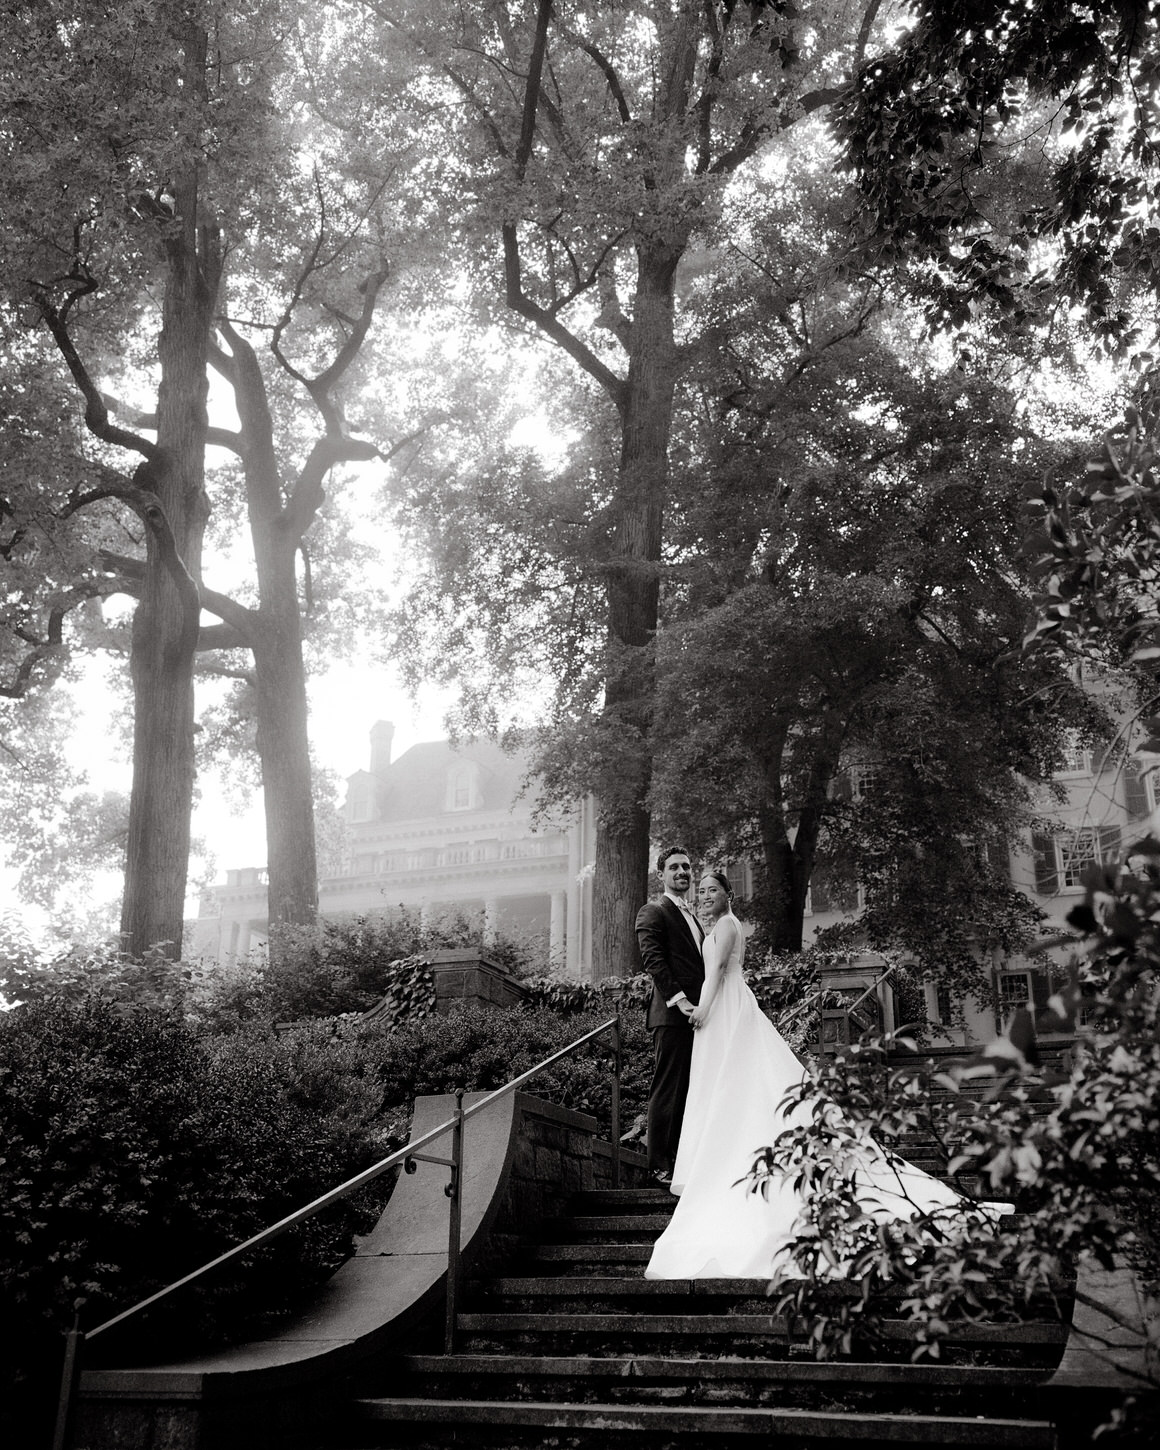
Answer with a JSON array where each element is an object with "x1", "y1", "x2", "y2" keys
[{"x1": 350, "y1": 738, "x2": 531, "y2": 822}]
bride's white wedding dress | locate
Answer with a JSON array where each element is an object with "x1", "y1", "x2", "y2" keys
[{"x1": 644, "y1": 915, "x2": 971, "y2": 1280}]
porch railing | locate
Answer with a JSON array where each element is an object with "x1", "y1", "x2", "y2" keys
[{"x1": 52, "y1": 1012, "x2": 623, "y2": 1450}]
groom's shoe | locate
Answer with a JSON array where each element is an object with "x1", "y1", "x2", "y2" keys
[{"x1": 652, "y1": 1169, "x2": 672, "y2": 1186}]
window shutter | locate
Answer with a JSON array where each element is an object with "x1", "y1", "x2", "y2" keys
[
  {"x1": 1031, "y1": 832, "x2": 1058, "y2": 895},
  {"x1": 809, "y1": 877, "x2": 830, "y2": 913},
  {"x1": 1124, "y1": 762, "x2": 1151, "y2": 820}
]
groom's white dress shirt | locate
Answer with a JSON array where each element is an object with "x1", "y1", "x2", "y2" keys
[{"x1": 664, "y1": 889, "x2": 701, "y2": 1008}]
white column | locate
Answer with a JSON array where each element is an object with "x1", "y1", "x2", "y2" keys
[
  {"x1": 549, "y1": 890, "x2": 566, "y2": 967},
  {"x1": 923, "y1": 975, "x2": 940, "y2": 1026},
  {"x1": 566, "y1": 812, "x2": 582, "y2": 976},
  {"x1": 483, "y1": 897, "x2": 500, "y2": 945}
]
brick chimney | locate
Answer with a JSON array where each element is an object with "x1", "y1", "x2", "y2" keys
[{"x1": 369, "y1": 720, "x2": 395, "y2": 775}]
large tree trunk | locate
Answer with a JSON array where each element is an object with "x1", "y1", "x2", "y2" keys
[
  {"x1": 221, "y1": 325, "x2": 322, "y2": 939},
  {"x1": 757, "y1": 708, "x2": 847, "y2": 953},
  {"x1": 251, "y1": 601, "x2": 318, "y2": 933},
  {"x1": 120, "y1": 52, "x2": 216, "y2": 957},
  {"x1": 592, "y1": 243, "x2": 682, "y2": 977},
  {"x1": 758, "y1": 810, "x2": 808, "y2": 952}
]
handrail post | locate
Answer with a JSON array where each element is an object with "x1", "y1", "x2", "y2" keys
[
  {"x1": 52, "y1": 1307, "x2": 84, "y2": 1450},
  {"x1": 444, "y1": 1088, "x2": 465, "y2": 1356},
  {"x1": 610, "y1": 1013, "x2": 622, "y2": 1190}
]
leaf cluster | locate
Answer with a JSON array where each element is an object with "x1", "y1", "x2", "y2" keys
[
  {"x1": 834, "y1": 0, "x2": 1160, "y2": 345},
  {"x1": 0, "y1": 996, "x2": 385, "y2": 1436}
]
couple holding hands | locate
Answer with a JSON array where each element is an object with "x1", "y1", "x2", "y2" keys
[{"x1": 635, "y1": 846, "x2": 971, "y2": 1281}]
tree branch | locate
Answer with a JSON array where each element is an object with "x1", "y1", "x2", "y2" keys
[
  {"x1": 504, "y1": 224, "x2": 628, "y2": 409},
  {"x1": 308, "y1": 262, "x2": 391, "y2": 417},
  {"x1": 0, "y1": 581, "x2": 119, "y2": 697},
  {"x1": 514, "y1": 0, "x2": 554, "y2": 181},
  {"x1": 63, "y1": 468, "x2": 201, "y2": 666},
  {"x1": 196, "y1": 626, "x2": 253, "y2": 658},
  {"x1": 35, "y1": 294, "x2": 159, "y2": 461},
  {"x1": 557, "y1": 21, "x2": 632, "y2": 123},
  {"x1": 1, "y1": 605, "x2": 66, "y2": 698},
  {"x1": 197, "y1": 582, "x2": 259, "y2": 642},
  {"x1": 856, "y1": 0, "x2": 884, "y2": 69}
]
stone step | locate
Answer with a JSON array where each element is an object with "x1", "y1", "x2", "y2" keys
[
  {"x1": 574, "y1": 1188, "x2": 677, "y2": 1209},
  {"x1": 550, "y1": 1212, "x2": 675, "y2": 1237},
  {"x1": 395, "y1": 1353, "x2": 1055, "y2": 1391},
  {"x1": 469, "y1": 1275, "x2": 772, "y2": 1302},
  {"x1": 351, "y1": 1395, "x2": 1058, "y2": 1445},
  {"x1": 456, "y1": 1311, "x2": 1068, "y2": 1348},
  {"x1": 522, "y1": 1241, "x2": 654, "y2": 1265},
  {"x1": 468, "y1": 1276, "x2": 1064, "y2": 1308}
]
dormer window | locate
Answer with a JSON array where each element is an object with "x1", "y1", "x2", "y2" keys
[{"x1": 446, "y1": 763, "x2": 479, "y2": 812}]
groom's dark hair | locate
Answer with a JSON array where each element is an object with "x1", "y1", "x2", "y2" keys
[{"x1": 656, "y1": 845, "x2": 690, "y2": 871}]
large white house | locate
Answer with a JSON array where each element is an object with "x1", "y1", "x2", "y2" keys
[
  {"x1": 191, "y1": 722, "x2": 596, "y2": 974},
  {"x1": 193, "y1": 721, "x2": 1155, "y2": 1044}
]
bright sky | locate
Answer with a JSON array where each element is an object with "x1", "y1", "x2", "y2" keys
[{"x1": 0, "y1": 658, "x2": 455, "y2": 946}]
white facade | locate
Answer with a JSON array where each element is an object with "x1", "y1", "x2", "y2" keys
[
  {"x1": 191, "y1": 723, "x2": 596, "y2": 975},
  {"x1": 193, "y1": 722, "x2": 1147, "y2": 1030}
]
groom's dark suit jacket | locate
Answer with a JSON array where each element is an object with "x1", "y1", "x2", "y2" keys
[{"x1": 636, "y1": 896, "x2": 705, "y2": 1030}]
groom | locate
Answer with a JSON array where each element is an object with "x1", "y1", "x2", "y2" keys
[{"x1": 635, "y1": 846, "x2": 704, "y2": 1185}]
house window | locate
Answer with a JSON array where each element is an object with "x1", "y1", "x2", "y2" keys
[
  {"x1": 446, "y1": 766, "x2": 476, "y2": 812},
  {"x1": 850, "y1": 764, "x2": 880, "y2": 800},
  {"x1": 998, "y1": 970, "x2": 1033, "y2": 1014},
  {"x1": 1124, "y1": 759, "x2": 1155, "y2": 821},
  {"x1": 1058, "y1": 731, "x2": 1092, "y2": 776},
  {"x1": 1059, "y1": 827, "x2": 1100, "y2": 888},
  {"x1": 1031, "y1": 824, "x2": 1121, "y2": 894}
]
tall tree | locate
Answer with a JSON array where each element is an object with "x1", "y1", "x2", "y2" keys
[
  {"x1": 4, "y1": 5, "x2": 232, "y2": 953},
  {"x1": 649, "y1": 311, "x2": 1103, "y2": 978},
  {"x1": 364, "y1": 0, "x2": 906, "y2": 973},
  {"x1": 1, "y1": 2, "x2": 415, "y2": 950}
]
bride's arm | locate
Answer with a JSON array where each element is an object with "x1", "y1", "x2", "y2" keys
[{"x1": 690, "y1": 917, "x2": 739, "y2": 1028}]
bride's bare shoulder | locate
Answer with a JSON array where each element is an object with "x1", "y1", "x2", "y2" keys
[{"x1": 715, "y1": 914, "x2": 742, "y2": 944}]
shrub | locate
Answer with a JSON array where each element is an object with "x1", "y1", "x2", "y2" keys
[
  {"x1": 0, "y1": 999, "x2": 385, "y2": 1439},
  {"x1": 355, "y1": 1002, "x2": 654, "y2": 1137},
  {"x1": 0, "y1": 938, "x2": 191, "y2": 1014},
  {"x1": 189, "y1": 910, "x2": 554, "y2": 1028}
]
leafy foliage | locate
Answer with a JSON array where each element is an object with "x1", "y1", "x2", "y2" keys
[
  {"x1": 650, "y1": 245, "x2": 1096, "y2": 968},
  {"x1": 1027, "y1": 399, "x2": 1160, "y2": 689},
  {"x1": 741, "y1": 410, "x2": 1160, "y2": 1434},
  {"x1": 356, "y1": 1003, "x2": 652, "y2": 1138},
  {"x1": 0, "y1": 909, "x2": 552, "y2": 1027},
  {"x1": 834, "y1": 0, "x2": 1160, "y2": 347},
  {"x1": 0, "y1": 998, "x2": 385, "y2": 1434}
]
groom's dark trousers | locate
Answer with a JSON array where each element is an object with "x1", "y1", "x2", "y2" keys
[{"x1": 636, "y1": 897, "x2": 705, "y2": 1176}]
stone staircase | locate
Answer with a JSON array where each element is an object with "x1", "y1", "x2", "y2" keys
[{"x1": 340, "y1": 1185, "x2": 1076, "y2": 1449}]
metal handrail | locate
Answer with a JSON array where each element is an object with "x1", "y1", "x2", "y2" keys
[
  {"x1": 53, "y1": 1011, "x2": 623, "y2": 1450},
  {"x1": 844, "y1": 962, "x2": 898, "y2": 1017}
]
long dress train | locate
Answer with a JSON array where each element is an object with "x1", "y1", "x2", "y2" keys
[{"x1": 644, "y1": 918, "x2": 972, "y2": 1281}]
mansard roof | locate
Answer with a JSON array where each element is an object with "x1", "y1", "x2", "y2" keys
[{"x1": 351, "y1": 737, "x2": 530, "y2": 822}]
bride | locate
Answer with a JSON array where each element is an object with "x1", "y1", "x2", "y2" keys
[{"x1": 645, "y1": 869, "x2": 974, "y2": 1280}]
